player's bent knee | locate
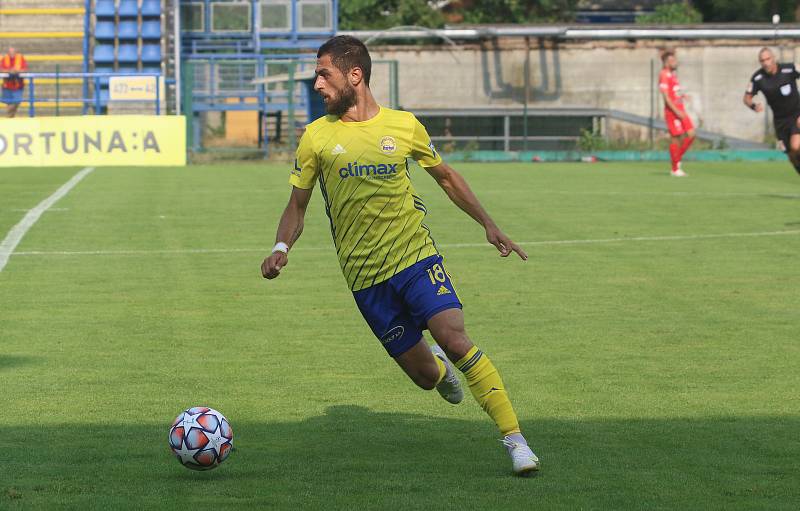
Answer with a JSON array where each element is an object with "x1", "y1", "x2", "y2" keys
[
  {"x1": 410, "y1": 368, "x2": 439, "y2": 390},
  {"x1": 427, "y1": 308, "x2": 472, "y2": 358},
  {"x1": 429, "y1": 323, "x2": 472, "y2": 359},
  {"x1": 435, "y1": 333, "x2": 472, "y2": 361}
]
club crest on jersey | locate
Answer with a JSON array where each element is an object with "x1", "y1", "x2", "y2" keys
[{"x1": 379, "y1": 136, "x2": 397, "y2": 155}]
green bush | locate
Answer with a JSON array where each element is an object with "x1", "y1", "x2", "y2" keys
[{"x1": 636, "y1": 2, "x2": 703, "y2": 24}]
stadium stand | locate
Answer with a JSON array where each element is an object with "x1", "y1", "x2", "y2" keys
[
  {"x1": 0, "y1": 1, "x2": 165, "y2": 116},
  {"x1": 0, "y1": 0, "x2": 87, "y2": 114},
  {"x1": 90, "y1": 0, "x2": 165, "y2": 113}
]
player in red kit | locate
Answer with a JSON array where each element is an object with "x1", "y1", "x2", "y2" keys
[{"x1": 659, "y1": 50, "x2": 695, "y2": 177}]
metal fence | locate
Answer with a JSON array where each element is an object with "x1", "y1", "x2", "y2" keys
[{"x1": 0, "y1": 71, "x2": 165, "y2": 116}]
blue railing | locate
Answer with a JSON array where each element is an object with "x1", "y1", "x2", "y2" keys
[
  {"x1": 83, "y1": 0, "x2": 91, "y2": 109},
  {"x1": 186, "y1": 56, "x2": 315, "y2": 113},
  {"x1": 0, "y1": 72, "x2": 166, "y2": 117}
]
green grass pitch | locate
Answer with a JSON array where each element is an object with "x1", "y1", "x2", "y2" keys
[{"x1": 1, "y1": 161, "x2": 799, "y2": 509}]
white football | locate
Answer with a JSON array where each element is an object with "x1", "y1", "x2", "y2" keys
[{"x1": 169, "y1": 406, "x2": 233, "y2": 470}]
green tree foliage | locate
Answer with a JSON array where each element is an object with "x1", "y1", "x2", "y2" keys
[
  {"x1": 338, "y1": 0, "x2": 577, "y2": 29},
  {"x1": 459, "y1": 0, "x2": 577, "y2": 23},
  {"x1": 337, "y1": 0, "x2": 796, "y2": 30},
  {"x1": 692, "y1": 0, "x2": 797, "y2": 22},
  {"x1": 636, "y1": 2, "x2": 703, "y2": 24},
  {"x1": 338, "y1": 0, "x2": 445, "y2": 30}
]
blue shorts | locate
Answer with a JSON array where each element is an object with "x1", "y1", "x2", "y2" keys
[
  {"x1": 1, "y1": 88, "x2": 23, "y2": 105},
  {"x1": 353, "y1": 255, "x2": 462, "y2": 358}
]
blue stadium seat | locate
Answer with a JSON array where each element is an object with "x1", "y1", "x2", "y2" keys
[
  {"x1": 141, "y1": 44, "x2": 161, "y2": 64},
  {"x1": 117, "y1": 63, "x2": 140, "y2": 77},
  {"x1": 142, "y1": 66, "x2": 162, "y2": 75},
  {"x1": 95, "y1": 0, "x2": 115, "y2": 18},
  {"x1": 118, "y1": 21, "x2": 139, "y2": 40},
  {"x1": 95, "y1": 21, "x2": 115, "y2": 40},
  {"x1": 141, "y1": 20, "x2": 161, "y2": 40},
  {"x1": 93, "y1": 44, "x2": 115, "y2": 64},
  {"x1": 118, "y1": 0, "x2": 139, "y2": 18},
  {"x1": 118, "y1": 43, "x2": 139, "y2": 63},
  {"x1": 141, "y1": 0, "x2": 162, "y2": 17}
]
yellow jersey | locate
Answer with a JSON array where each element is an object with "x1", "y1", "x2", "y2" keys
[{"x1": 290, "y1": 106, "x2": 443, "y2": 291}]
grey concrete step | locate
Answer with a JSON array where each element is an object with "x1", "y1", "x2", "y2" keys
[
  {"x1": 0, "y1": 0, "x2": 84, "y2": 7},
  {"x1": 22, "y1": 84, "x2": 84, "y2": 98},
  {"x1": 0, "y1": 38, "x2": 84, "y2": 55},
  {"x1": 0, "y1": 14, "x2": 85, "y2": 31},
  {"x1": 23, "y1": 62, "x2": 85, "y2": 73}
]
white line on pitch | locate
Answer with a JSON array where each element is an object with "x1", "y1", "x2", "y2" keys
[
  {"x1": 10, "y1": 229, "x2": 800, "y2": 257},
  {"x1": 0, "y1": 167, "x2": 95, "y2": 272},
  {"x1": 10, "y1": 208, "x2": 69, "y2": 212}
]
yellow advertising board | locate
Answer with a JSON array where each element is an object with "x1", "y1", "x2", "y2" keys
[
  {"x1": 109, "y1": 76, "x2": 165, "y2": 101},
  {"x1": 0, "y1": 115, "x2": 185, "y2": 166}
]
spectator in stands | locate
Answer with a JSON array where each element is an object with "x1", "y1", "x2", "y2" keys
[{"x1": 1, "y1": 47, "x2": 28, "y2": 118}]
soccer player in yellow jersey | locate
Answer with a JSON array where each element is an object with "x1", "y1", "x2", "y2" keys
[{"x1": 261, "y1": 36, "x2": 539, "y2": 476}]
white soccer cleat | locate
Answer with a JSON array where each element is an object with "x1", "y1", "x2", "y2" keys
[
  {"x1": 671, "y1": 168, "x2": 688, "y2": 177},
  {"x1": 502, "y1": 435, "x2": 540, "y2": 476},
  {"x1": 430, "y1": 344, "x2": 464, "y2": 404}
]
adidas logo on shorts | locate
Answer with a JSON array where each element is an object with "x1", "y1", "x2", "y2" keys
[{"x1": 437, "y1": 285, "x2": 451, "y2": 296}]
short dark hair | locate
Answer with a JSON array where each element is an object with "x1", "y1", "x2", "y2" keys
[
  {"x1": 317, "y1": 35, "x2": 372, "y2": 86},
  {"x1": 660, "y1": 49, "x2": 675, "y2": 63}
]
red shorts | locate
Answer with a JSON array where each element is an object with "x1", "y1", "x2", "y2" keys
[{"x1": 665, "y1": 109, "x2": 694, "y2": 137}]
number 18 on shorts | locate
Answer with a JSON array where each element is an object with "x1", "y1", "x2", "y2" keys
[{"x1": 352, "y1": 255, "x2": 463, "y2": 357}]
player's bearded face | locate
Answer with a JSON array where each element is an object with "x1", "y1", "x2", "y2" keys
[{"x1": 324, "y1": 80, "x2": 357, "y2": 116}]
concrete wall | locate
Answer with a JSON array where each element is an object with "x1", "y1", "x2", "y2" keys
[{"x1": 369, "y1": 40, "x2": 800, "y2": 143}]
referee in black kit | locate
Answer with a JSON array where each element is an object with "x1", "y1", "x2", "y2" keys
[{"x1": 744, "y1": 47, "x2": 800, "y2": 175}]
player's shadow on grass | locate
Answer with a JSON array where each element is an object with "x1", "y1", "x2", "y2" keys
[
  {"x1": 0, "y1": 355, "x2": 39, "y2": 371},
  {"x1": 3, "y1": 406, "x2": 799, "y2": 509},
  {"x1": 762, "y1": 193, "x2": 800, "y2": 200}
]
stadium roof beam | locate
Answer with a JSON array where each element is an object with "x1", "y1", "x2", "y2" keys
[{"x1": 340, "y1": 26, "x2": 800, "y2": 41}]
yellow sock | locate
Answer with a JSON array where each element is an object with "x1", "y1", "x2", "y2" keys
[
  {"x1": 433, "y1": 354, "x2": 447, "y2": 385},
  {"x1": 456, "y1": 346, "x2": 520, "y2": 436}
]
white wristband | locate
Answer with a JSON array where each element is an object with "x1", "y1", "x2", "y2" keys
[{"x1": 272, "y1": 242, "x2": 289, "y2": 254}]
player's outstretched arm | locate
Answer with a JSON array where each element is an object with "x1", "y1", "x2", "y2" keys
[
  {"x1": 261, "y1": 186, "x2": 312, "y2": 279},
  {"x1": 425, "y1": 162, "x2": 527, "y2": 260}
]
